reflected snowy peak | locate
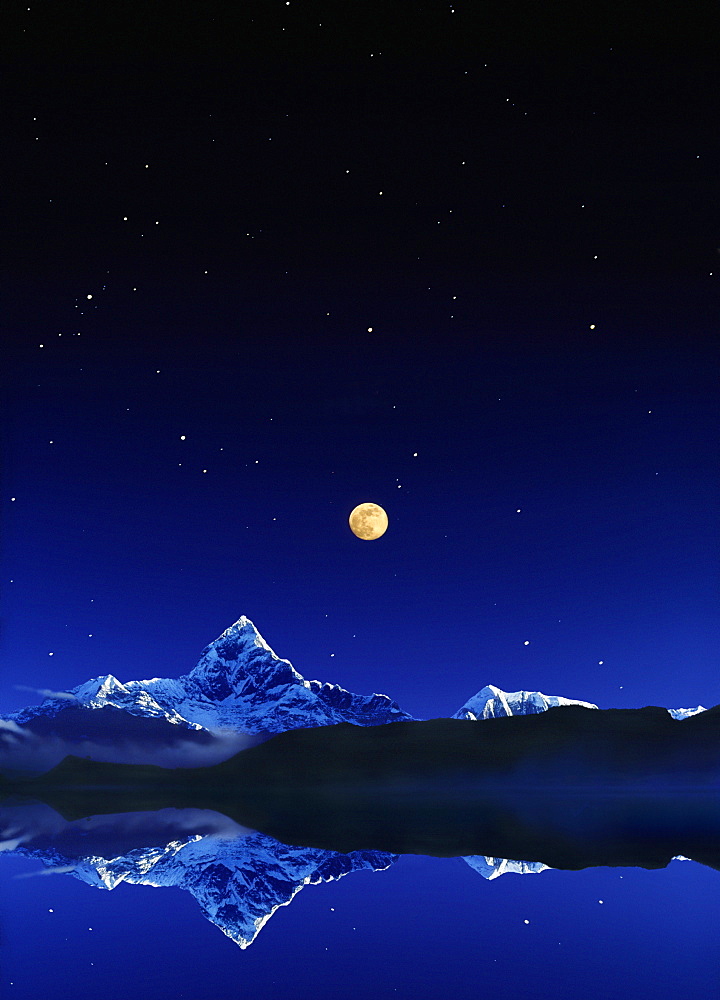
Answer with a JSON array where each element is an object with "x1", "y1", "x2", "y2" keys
[{"x1": 0, "y1": 616, "x2": 714, "y2": 948}]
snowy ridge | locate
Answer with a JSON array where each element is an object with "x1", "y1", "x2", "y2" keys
[
  {"x1": 4, "y1": 826, "x2": 696, "y2": 949},
  {"x1": 452, "y1": 684, "x2": 599, "y2": 719},
  {"x1": 0, "y1": 614, "x2": 711, "y2": 947},
  {"x1": 3, "y1": 615, "x2": 705, "y2": 732},
  {"x1": 10, "y1": 831, "x2": 396, "y2": 949},
  {"x1": 4, "y1": 617, "x2": 413, "y2": 733},
  {"x1": 462, "y1": 855, "x2": 552, "y2": 879}
]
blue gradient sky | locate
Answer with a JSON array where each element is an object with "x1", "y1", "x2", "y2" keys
[
  {"x1": 3, "y1": 278, "x2": 717, "y2": 719},
  {"x1": 1, "y1": 2, "x2": 719, "y2": 996}
]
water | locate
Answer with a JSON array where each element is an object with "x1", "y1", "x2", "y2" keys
[{"x1": 1, "y1": 830, "x2": 718, "y2": 999}]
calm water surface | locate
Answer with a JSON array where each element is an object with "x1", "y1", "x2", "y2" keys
[{"x1": 1, "y1": 846, "x2": 717, "y2": 1000}]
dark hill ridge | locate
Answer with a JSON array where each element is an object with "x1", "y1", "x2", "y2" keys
[{"x1": 4, "y1": 704, "x2": 720, "y2": 872}]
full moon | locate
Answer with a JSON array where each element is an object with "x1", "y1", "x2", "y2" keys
[{"x1": 348, "y1": 502, "x2": 388, "y2": 540}]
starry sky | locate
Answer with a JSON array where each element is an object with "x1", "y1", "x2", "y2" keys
[
  {"x1": 2, "y1": 3, "x2": 720, "y2": 997},
  {"x1": 2, "y1": 3, "x2": 718, "y2": 718},
  {"x1": 0, "y1": 2, "x2": 720, "y2": 717}
]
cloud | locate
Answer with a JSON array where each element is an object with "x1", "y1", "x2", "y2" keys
[
  {"x1": 0, "y1": 720, "x2": 26, "y2": 735},
  {"x1": 13, "y1": 865, "x2": 78, "y2": 879},
  {"x1": 14, "y1": 685, "x2": 78, "y2": 701},
  {"x1": 0, "y1": 717, "x2": 262, "y2": 777}
]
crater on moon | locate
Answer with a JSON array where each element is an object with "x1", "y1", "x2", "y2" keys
[{"x1": 349, "y1": 502, "x2": 388, "y2": 540}]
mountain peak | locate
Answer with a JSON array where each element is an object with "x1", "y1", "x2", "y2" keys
[
  {"x1": 453, "y1": 685, "x2": 598, "y2": 720},
  {"x1": 3, "y1": 615, "x2": 704, "y2": 739}
]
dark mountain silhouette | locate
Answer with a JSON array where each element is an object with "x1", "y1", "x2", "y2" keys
[{"x1": 5, "y1": 704, "x2": 719, "y2": 873}]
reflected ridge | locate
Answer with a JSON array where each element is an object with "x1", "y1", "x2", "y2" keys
[{"x1": 1, "y1": 617, "x2": 716, "y2": 947}]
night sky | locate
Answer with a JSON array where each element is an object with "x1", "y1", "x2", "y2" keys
[{"x1": 1, "y1": 3, "x2": 719, "y2": 994}]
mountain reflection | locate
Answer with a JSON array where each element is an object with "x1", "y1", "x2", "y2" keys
[
  {"x1": 1, "y1": 620, "x2": 718, "y2": 947},
  {"x1": 2, "y1": 704, "x2": 719, "y2": 947},
  {"x1": 1, "y1": 801, "x2": 395, "y2": 948}
]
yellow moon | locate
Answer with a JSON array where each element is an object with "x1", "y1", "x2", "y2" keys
[{"x1": 349, "y1": 502, "x2": 388, "y2": 540}]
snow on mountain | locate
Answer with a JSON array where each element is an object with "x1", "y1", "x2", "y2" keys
[
  {"x1": 452, "y1": 684, "x2": 598, "y2": 719},
  {"x1": 462, "y1": 855, "x2": 552, "y2": 879},
  {"x1": 11, "y1": 829, "x2": 396, "y2": 949},
  {"x1": 667, "y1": 706, "x2": 707, "y2": 720},
  {"x1": 0, "y1": 614, "x2": 711, "y2": 946},
  {"x1": 3, "y1": 616, "x2": 705, "y2": 733},
  {"x1": 4, "y1": 616, "x2": 413, "y2": 734}
]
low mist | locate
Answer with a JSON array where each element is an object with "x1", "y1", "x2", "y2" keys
[{"x1": 0, "y1": 712, "x2": 265, "y2": 777}]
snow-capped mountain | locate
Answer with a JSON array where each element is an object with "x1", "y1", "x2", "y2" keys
[
  {"x1": 0, "y1": 614, "x2": 709, "y2": 948},
  {"x1": 4, "y1": 616, "x2": 703, "y2": 735},
  {"x1": 2, "y1": 808, "x2": 578, "y2": 948},
  {"x1": 1, "y1": 805, "x2": 697, "y2": 950},
  {"x1": 452, "y1": 684, "x2": 599, "y2": 719},
  {"x1": 0, "y1": 615, "x2": 704, "y2": 733},
  {"x1": 4, "y1": 616, "x2": 413, "y2": 733},
  {"x1": 4, "y1": 811, "x2": 397, "y2": 949},
  {"x1": 452, "y1": 686, "x2": 704, "y2": 722},
  {"x1": 461, "y1": 855, "x2": 552, "y2": 880}
]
